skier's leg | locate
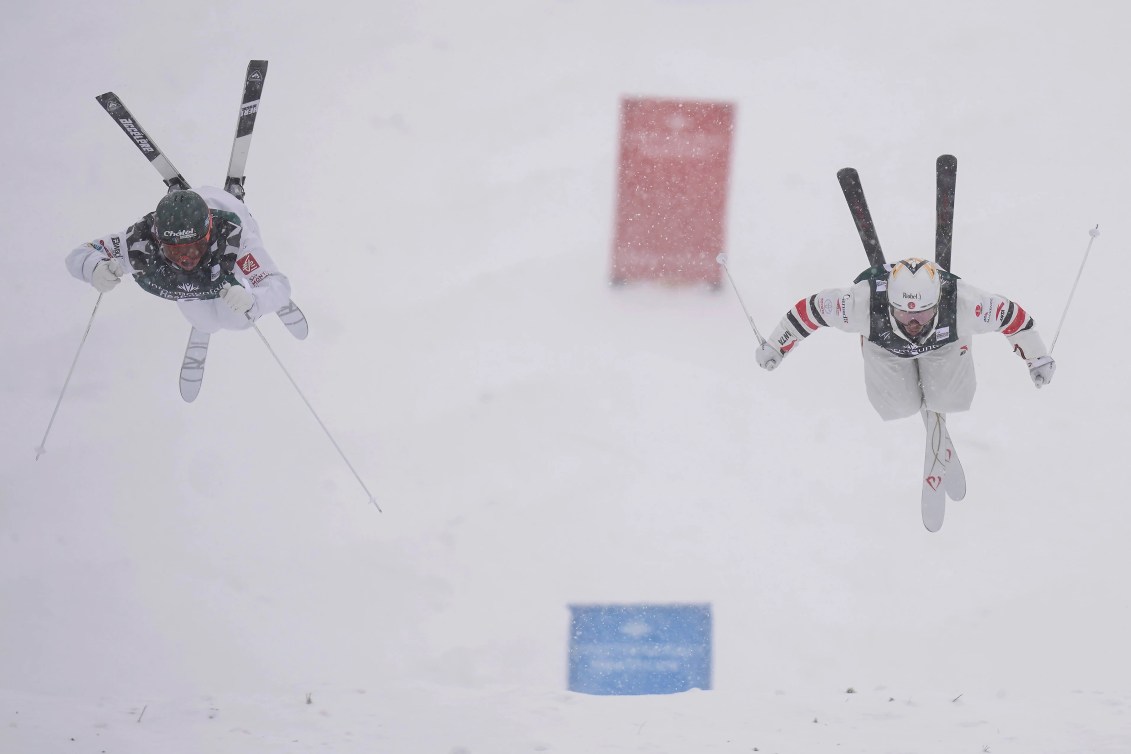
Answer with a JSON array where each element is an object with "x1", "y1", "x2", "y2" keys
[
  {"x1": 176, "y1": 299, "x2": 254, "y2": 333},
  {"x1": 919, "y1": 338, "x2": 976, "y2": 414},
  {"x1": 861, "y1": 339, "x2": 922, "y2": 420}
]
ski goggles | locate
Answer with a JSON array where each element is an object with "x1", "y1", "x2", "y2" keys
[
  {"x1": 158, "y1": 213, "x2": 213, "y2": 271},
  {"x1": 891, "y1": 305, "x2": 937, "y2": 327},
  {"x1": 160, "y1": 238, "x2": 211, "y2": 271}
]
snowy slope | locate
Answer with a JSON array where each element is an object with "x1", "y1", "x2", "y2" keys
[{"x1": 2, "y1": 1, "x2": 1130, "y2": 752}]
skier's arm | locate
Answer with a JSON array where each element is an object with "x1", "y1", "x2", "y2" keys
[
  {"x1": 757, "y1": 282, "x2": 868, "y2": 370},
  {"x1": 228, "y1": 222, "x2": 291, "y2": 319},
  {"x1": 66, "y1": 230, "x2": 138, "y2": 292},
  {"x1": 959, "y1": 282, "x2": 1055, "y2": 387},
  {"x1": 194, "y1": 187, "x2": 291, "y2": 319}
]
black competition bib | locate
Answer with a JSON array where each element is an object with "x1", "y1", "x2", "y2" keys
[
  {"x1": 856, "y1": 266, "x2": 960, "y2": 358},
  {"x1": 125, "y1": 210, "x2": 242, "y2": 302}
]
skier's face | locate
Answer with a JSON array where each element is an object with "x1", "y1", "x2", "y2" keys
[
  {"x1": 161, "y1": 238, "x2": 210, "y2": 270},
  {"x1": 892, "y1": 306, "x2": 936, "y2": 337}
]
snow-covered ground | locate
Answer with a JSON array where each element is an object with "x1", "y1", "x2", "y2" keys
[{"x1": 3, "y1": 1, "x2": 1130, "y2": 752}]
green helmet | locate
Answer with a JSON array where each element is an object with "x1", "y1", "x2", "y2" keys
[{"x1": 154, "y1": 190, "x2": 211, "y2": 246}]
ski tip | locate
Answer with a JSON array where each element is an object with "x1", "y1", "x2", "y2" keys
[
  {"x1": 937, "y1": 154, "x2": 957, "y2": 168},
  {"x1": 837, "y1": 167, "x2": 859, "y2": 180}
]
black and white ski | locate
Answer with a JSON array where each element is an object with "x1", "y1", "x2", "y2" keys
[
  {"x1": 95, "y1": 93, "x2": 190, "y2": 192},
  {"x1": 921, "y1": 410, "x2": 966, "y2": 532},
  {"x1": 224, "y1": 60, "x2": 267, "y2": 200},
  {"x1": 837, "y1": 167, "x2": 886, "y2": 269},
  {"x1": 179, "y1": 327, "x2": 211, "y2": 403},
  {"x1": 935, "y1": 155, "x2": 957, "y2": 271},
  {"x1": 217, "y1": 59, "x2": 308, "y2": 341}
]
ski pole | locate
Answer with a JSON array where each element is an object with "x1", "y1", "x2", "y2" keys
[
  {"x1": 249, "y1": 321, "x2": 381, "y2": 511},
  {"x1": 1049, "y1": 225, "x2": 1100, "y2": 354},
  {"x1": 36, "y1": 295, "x2": 105, "y2": 459},
  {"x1": 716, "y1": 253, "x2": 767, "y2": 345}
]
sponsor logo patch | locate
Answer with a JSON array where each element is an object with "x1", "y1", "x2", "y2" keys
[
  {"x1": 237, "y1": 253, "x2": 260, "y2": 274},
  {"x1": 817, "y1": 297, "x2": 835, "y2": 318}
]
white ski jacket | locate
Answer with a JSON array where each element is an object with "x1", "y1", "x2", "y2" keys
[
  {"x1": 66, "y1": 186, "x2": 290, "y2": 325},
  {"x1": 766, "y1": 270, "x2": 1049, "y2": 364}
]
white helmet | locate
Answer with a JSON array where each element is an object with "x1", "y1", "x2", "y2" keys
[{"x1": 887, "y1": 258, "x2": 941, "y2": 312}]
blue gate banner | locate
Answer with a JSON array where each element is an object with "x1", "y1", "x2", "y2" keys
[{"x1": 568, "y1": 603, "x2": 712, "y2": 695}]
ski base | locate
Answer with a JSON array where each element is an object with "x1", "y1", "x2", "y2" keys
[
  {"x1": 935, "y1": 155, "x2": 957, "y2": 271},
  {"x1": 921, "y1": 410, "x2": 963, "y2": 531},
  {"x1": 95, "y1": 92, "x2": 190, "y2": 192},
  {"x1": 225, "y1": 60, "x2": 268, "y2": 202},
  {"x1": 943, "y1": 428, "x2": 966, "y2": 501},
  {"x1": 277, "y1": 300, "x2": 309, "y2": 340},
  {"x1": 837, "y1": 167, "x2": 886, "y2": 268},
  {"x1": 180, "y1": 327, "x2": 211, "y2": 402}
]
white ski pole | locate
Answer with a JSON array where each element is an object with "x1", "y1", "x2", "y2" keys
[
  {"x1": 1049, "y1": 225, "x2": 1100, "y2": 354},
  {"x1": 249, "y1": 321, "x2": 381, "y2": 511},
  {"x1": 36, "y1": 295, "x2": 104, "y2": 459},
  {"x1": 716, "y1": 253, "x2": 767, "y2": 345}
]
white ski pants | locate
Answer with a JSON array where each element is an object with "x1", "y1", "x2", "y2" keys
[
  {"x1": 861, "y1": 337, "x2": 976, "y2": 421},
  {"x1": 176, "y1": 299, "x2": 255, "y2": 333}
]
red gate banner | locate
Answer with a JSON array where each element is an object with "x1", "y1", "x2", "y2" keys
[{"x1": 610, "y1": 97, "x2": 734, "y2": 286}]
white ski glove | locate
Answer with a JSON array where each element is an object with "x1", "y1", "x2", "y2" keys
[
  {"x1": 91, "y1": 259, "x2": 123, "y2": 293},
  {"x1": 756, "y1": 341, "x2": 783, "y2": 371},
  {"x1": 1027, "y1": 355, "x2": 1055, "y2": 388},
  {"x1": 221, "y1": 282, "x2": 254, "y2": 315}
]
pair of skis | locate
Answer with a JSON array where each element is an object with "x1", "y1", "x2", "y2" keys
[
  {"x1": 836, "y1": 155, "x2": 957, "y2": 271},
  {"x1": 96, "y1": 60, "x2": 307, "y2": 403},
  {"x1": 837, "y1": 156, "x2": 964, "y2": 531}
]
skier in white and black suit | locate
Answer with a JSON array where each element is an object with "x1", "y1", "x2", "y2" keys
[
  {"x1": 66, "y1": 186, "x2": 291, "y2": 333},
  {"x1": 754, "y1": 257, "x2": 1056, "y2": 420}
]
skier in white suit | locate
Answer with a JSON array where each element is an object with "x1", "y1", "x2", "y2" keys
[
  {"x1": 66, "y1": 186, "x2": 291, "y2": 332},
  {"x1": 754, "y1": 257, "x2": 1056, "y2": 420}
]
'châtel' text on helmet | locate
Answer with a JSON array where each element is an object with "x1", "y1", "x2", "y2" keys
[{"x1": 154, "y1": 190, "x2": 211, "y2": 246}]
